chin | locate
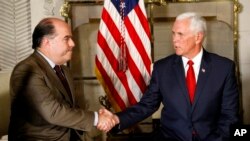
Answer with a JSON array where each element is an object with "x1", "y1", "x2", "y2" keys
[
  {"x1": 175, "y1": 51, "x2": 182, "y2": 56},
  {"x1": 66, "y1": 52, "x2": 72, "y2": 57},
  {"x1": 64, "y1": 56, "x2": 72, "y2": 62},
  {"x1": 66, "y1": 57, "x2": 72, "y2": 62}
]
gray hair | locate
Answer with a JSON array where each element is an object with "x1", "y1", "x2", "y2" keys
[{"x1": 176, "y1": 12, "x2": 207, "y2": 37}]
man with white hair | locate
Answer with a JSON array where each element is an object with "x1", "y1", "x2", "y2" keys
[{"x1": 107, "y1": 12, "x2": 239, "y2": 141}]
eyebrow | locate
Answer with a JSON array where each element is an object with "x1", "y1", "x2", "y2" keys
[
  {"x1": 64, "y1": 35, "x2": 72, "y2": 39},
  {"x1": 172, "y1": 31, "x2": 184, "y2": 35}
]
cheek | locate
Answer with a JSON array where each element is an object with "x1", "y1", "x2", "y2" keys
[
  {"x1": 187, "y1": 40, "x2": 196, "y2": 49},
  {"x1": 64, "y1": 48, "x2": 73, "y2": 58},
  {"x1": 181, "y1": 37, "x2": 194, "y2": 47},
  {"x1": 59, "y1": 44, "x2": 70, "y2": 54}
]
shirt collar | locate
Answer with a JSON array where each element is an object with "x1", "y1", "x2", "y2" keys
[
  {"x1": 37, "y1": 50, "x2": 56, "y2": 69},
  {"x1": 182, "y1": 48, "x2": 203, "y2": 67}
]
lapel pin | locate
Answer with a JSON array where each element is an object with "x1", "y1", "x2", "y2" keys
[{"x1": 202, "y1": 68, "x2": 205, "y2": 73}]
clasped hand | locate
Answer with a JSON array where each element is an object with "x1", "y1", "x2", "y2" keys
[{"x1": 97, "y1": 108, "x2": 119, "y2": 132}]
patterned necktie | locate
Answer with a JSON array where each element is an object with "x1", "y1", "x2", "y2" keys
[
  {"x1": 54, "y1": 65, "x2": 72, "y2": 102},
  {"x1": 186, "y1": 60, "x2": 196, "y2": 104}
]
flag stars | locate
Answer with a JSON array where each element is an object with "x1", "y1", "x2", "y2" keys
[{"x1": 120, "y1": 2, "x2": 126, "y2": 9}]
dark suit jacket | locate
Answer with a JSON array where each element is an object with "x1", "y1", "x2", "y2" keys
[
  {"x1": 116, "y1": 50, "x2": 239, "y2": 141},
  {"x1": 8, "y1": 51, "x2": 94, "y2": 141}
]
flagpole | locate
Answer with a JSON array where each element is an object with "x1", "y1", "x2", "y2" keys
[
  {"x1": 147, "y1": 1, "x2": 155, "y2": 62},
  {"x1": 233, "y1": 0, "x2": 243, "y2": 123}
]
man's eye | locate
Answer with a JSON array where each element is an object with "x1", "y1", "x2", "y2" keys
[
  {"x1": 64, "y1": 37, "x2": 70, "y2": 41},
  {"x1": 178, "y1": 33, "x2": 183, "y2": 36}
]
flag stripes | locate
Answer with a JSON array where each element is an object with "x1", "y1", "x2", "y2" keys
[{"x1": 96, "y1": 0, "x2": 152, "y2": 111}]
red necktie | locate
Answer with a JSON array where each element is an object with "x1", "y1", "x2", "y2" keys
[
  {"x1": 54, "y1": 65, "x2": 72, "y2": 102},
  {"x1": 186, "y1": 60, "x2": 196, "y2": 104}
]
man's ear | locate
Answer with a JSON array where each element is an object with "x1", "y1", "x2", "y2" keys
[
  {"x1": 41, "y1": 37, "x2": 50, "y2": 47},
  {"x1": 195, "y1": 32, "x2": 204, "y2": 44}
]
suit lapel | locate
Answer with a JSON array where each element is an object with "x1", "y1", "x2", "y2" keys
[
  {"x1": 173, "y1": 56, "x2": 190, "y2": 104},
  {"x1": 173, "y1": 51, "x2": 212, "y2": 109},
  {"x1": 192, "y1": 50, "x2": 211, "y2": 109},
  {"x1": 33, "y1": 52, "x2": 73, "y2": 104}
]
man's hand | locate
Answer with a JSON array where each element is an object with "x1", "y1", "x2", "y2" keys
[{"x1": 97, "y1": 108, "x2": 120, "y2": 132}]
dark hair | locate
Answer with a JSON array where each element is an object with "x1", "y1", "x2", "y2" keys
[{"x1": 32, "y1": 18, "x2": 56, "y2": 49}]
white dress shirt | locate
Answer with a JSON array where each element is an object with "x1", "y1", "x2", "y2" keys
[{"x1": 182, "y1": 49, "x2": 203, "y2": 82}]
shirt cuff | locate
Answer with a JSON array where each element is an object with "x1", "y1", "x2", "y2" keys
[{"x1": 94, "y1": 111, "x2": 98, "y2": 126}]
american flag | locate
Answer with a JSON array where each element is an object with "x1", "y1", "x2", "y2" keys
[{"x1": 95, "y1": 0, "x2": 152, "y2": 112}]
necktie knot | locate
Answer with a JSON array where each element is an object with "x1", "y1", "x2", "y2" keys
[
  {"x1": 54, "y1": 65, "x2": 66, "y2": 77},
  {"x1": 187, "y1": 60, "x2": 194, "y2": 66},
  {"x1": 54, "y1": 65, "x2": 62, "y2": 73}
]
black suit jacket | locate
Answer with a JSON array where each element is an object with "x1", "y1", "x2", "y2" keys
[
  {"x1": 8, "y1": 51, "x2": 94, "y2": 141},
  {"x1": 116, "y1": 50, "x2": 239, "y2": 141}
]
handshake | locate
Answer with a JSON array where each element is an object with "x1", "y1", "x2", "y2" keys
[{"x1": 96, "y1": 108, "x2": 120, "y2": 132}]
